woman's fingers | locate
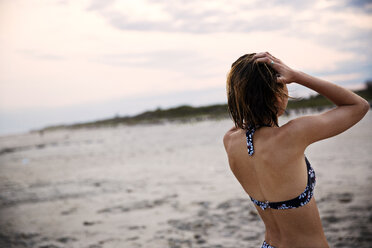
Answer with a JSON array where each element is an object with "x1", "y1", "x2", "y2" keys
[
  {"x1": 253, "y1": 52, "x2": 292, "y2": 84},
  {"x1": 255, "y1": 56, "x2": 280, "y2": 70},
  {"x1": 254, "y1": 57, "x2": 271, "y2": 64},
  {"x1": 253, "y1": 52, "x2": 280, "y2": 63},
  {"x1": 252, "y1": 53, "x2": 268, "y2": 61}
]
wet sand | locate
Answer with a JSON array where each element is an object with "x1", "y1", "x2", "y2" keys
[{"x1": 0, "y1": 111, "x2": 371, "y2": 248}]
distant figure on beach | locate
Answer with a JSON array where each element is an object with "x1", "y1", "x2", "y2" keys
[{"x1": 223, "y1": 52, "x2": 369, "y2": 248}]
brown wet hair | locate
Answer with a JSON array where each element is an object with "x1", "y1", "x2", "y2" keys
[{"x1": 226, "y1": 53, "x2": 288, "y2": 129}]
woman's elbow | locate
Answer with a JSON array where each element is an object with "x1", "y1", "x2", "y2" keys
[{"x1": 359, "y1": 98, "x2": 370, "y2": 117}]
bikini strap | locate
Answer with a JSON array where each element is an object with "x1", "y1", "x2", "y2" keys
[
  {"x1": 245, "y1": 124, "x2": 271, "y2": 156},
  {"x1": 246, "y1": 127, "x2": 256, "y2": 156}
]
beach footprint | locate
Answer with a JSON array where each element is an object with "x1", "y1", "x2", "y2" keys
[{"x1": 336, "y1": 192, "x2": 353, "y2": 203}]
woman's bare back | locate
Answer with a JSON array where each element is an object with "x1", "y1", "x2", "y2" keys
[{"x1": 223, "y1": 126, "x2": 329, "y2": 247}]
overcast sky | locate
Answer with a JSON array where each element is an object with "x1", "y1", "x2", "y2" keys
[{"x1": 0, "y1": 0, "x2": 371, "y2": 135}]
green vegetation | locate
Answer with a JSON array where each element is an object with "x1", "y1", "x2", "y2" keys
[
  {"x1": 288, "y1": 81, "x2": 372, "y2": 109},
  {"x1": 38, "y1": 84, "x2": 371, "y2": 132},
  {"x1": 39, "y1": 104, "x2": 230, "y2": 132}
]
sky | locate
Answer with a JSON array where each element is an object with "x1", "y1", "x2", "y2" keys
[{"x1": 0, "y1": 0, "x2": 371, "y2": 135}]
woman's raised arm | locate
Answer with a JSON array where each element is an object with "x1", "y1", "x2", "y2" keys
[
  {"x1": 254, "y1": 52, "x2": 369, "y2": 147},
  {"x1": 288, "y1": 71, "x2": 369, "y2": 145}
]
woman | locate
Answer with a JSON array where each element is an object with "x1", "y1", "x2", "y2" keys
[{"x1": 223, "y1": 52, "x2": 369, "y2": 248}]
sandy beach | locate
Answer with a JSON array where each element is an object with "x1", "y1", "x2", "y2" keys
[{"x1": 0, "y1": 110, "x2": 371, "y2": 248}]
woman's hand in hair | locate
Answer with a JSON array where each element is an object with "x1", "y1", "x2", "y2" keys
[{"x1": 252, "y1": 52, "x2": 297, "y2": 84}]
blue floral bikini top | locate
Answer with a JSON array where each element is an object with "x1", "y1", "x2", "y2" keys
[{"x1": 246, "y1": 126, "x2": 316, "y2": 210}]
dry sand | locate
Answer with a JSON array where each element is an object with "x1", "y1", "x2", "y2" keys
[{"x1": 0, "y1": 111, "x2": 371, "y2": 248}]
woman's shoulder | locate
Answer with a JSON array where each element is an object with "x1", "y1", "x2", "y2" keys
[
  {"x1": 223, "y1": 126, "x2": 240, "y2": 148},
  {"x1": 223, "y1": 125, "x2": 288, "y2": 151},
  {"x1": 254, "y1": 123, "x2": 306, "y2": 160},
  {"x1": 223, "y1": 126, "x2": 255, "y2": 162}
]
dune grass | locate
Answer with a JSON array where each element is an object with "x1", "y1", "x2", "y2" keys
[{"x1": 38, "y1": 85, "x2": 372, "y2": 132}]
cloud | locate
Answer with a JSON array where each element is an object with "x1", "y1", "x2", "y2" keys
[
  {"x1": 87, "y1": 0, "x2": 294, "y2": 33},
  {"x1": 345, "y1": 0, "x2": 372, "y2": 11},
  {"x1": 17, "y1": 49, "x2": 65, "y2": 61},
  {"x1": 87, "y1": 0, "x2": 116, "y2": 11},
  {"x1": 320, "y1": 72, "x2": 363, "y2": 82},
  {"x1": 94, "y1": 49, "x2": 217, "y2": 79},
  {"x1": 86, "y1": 0, "x2": 371, "y2": 34},
  {"x1": 86, "y1": 0, "x2": 372, "y2": 58},
  {"x1": 56, "y1": 0, "x2": 69, "y2": 5},
  {"x1": 96, "y1": 49, "x2": 196, "y2": 67},
  {"x1": 85, "y1": 0, "x2": 372, "y2": 82}
]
